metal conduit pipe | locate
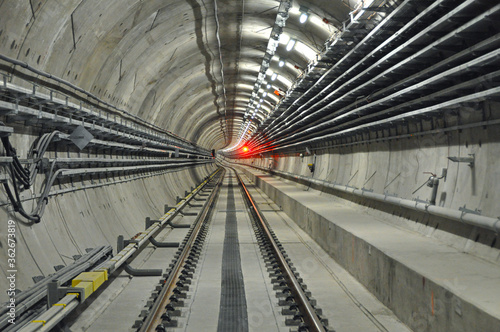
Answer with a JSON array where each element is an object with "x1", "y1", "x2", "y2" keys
[
  {"x1": 0, "y1": 54, "x2": 194, "y2": 147},
  {"x1": 19, "y1": 294, "x2": 79, "y2": 332},
  {"x1": 0, "y1": 246, "x2": 111, "y2": 329},
  {"x1": 20, "y1": 168, "x2": 221, "y2": 332},
  {"x1": 248, "y1": 166, "x2": 500, "y2": 234},
  {"x1": 100, "y1": 168, "x2": 220, "y2": 274}
]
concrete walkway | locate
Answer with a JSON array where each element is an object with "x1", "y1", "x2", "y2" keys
[
  {"x1": 239, "y1": 171, "x2": 411, "y2": 332},
  {"x1": 240, "y1": 165, "x2": 500, "y2": 332}
]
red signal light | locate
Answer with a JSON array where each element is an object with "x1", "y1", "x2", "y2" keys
[{"x1": 242, "y1": 146, "x2": 249, "y2": 152}]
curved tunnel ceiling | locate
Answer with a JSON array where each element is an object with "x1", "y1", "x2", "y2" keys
[{"x1": 0, "y1": 0, "x2": 355, "y2": 151}]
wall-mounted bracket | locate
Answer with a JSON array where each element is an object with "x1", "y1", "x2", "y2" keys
[
  {"x1": 117, "y1": 235, "x2": 162, "y2": 276},
  {"x1": 447, "y1": 154, "x2": 474, "y2": 167},
  {"x1": 414, "y1": 197, "x2": 429, "y2": 204},
  {"x1": 179, "y1": 211, "x2": 198, "y2": 216},
  {"x1": 47, "y1": 279, "x2": 85, "y2": 307},
  {"x1": 164, "y1": 205, "x2": 175, "y2": 214},
  {"x1": 459, "y1": 205, "x2": 482, "y2": 216},
  {"x1": 144, "y1": 217, "x2": 180, "y2": 248}
]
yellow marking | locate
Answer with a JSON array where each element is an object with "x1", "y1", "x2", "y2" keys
[
  {"x1": 71, "y1": 270, "x2": 108, "y2": 298},
  {"x1": 53, "y1": 303, "x2": 66, "y2": 308},
  {"x1": 32, "y1": 320, "x2": 46, "y2": 326}
]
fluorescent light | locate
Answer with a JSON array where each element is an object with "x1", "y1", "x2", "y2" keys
[
  {"x1": 278, "y1": 58, "x2": 285, "y2": 67},
  {"x1": 262, "y1": 91, "x2": 267, "y2": 97},
  {"x1": 266, "y1": 84, "x2": 271, "y2": 89},
  {"x1": 279, "y1": 34, "x2": 290, "y2": 45},
  {"x1": 271, "y1": 73, "x2": 278, "y2": 81},
  {"x1": 286, "y1": 39, "x2": 296, "y2": 51},
  {"x1": 299, "y1": 12, "x2": 308, "y2": 24},
  {"x1": 259, "y1": 98, "x2": 263, "y2": 102}
]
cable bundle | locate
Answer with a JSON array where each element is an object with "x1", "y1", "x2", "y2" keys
[{"x1": 1, "y1": 123, "x2": 61, "y2": 223}]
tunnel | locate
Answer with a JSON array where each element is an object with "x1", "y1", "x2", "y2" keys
[{"x1": 1, "y1": 0, "x2": 500, "y2": 331}]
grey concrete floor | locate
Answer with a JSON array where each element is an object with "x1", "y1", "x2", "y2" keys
[
  {"x1": 68, "y1": 214, "x2": 195, "y2": 331},
  {"x1": 67, "y1": 169, "x2": 411, "y2": 331},
  {"x1": 239, "y1": 172, "x2": 411, "y2": 332},
  {"x1": 182, "y1": 171, "x2": 287, "y2": 332}
]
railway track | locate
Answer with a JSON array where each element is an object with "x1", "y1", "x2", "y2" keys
[{"x1": 133, "y1": 166, "x2": 329, "y2": 332}]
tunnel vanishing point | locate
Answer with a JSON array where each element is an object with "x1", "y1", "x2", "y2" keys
[{"x1": 1, "y1": 0, "x2": 500, "y2": 331}]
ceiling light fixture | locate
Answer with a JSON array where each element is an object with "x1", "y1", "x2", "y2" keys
[
  {"x1": 286, "y1": 39, "x2": 296, "y2": 51},
  {"x1": 299, "y1": 6, "x2": 309, "y2": 24},
  {"x1": 262, "y1": 91, "x2": 267, "y2": 97},
  {"x1": 271, "y1": 73, "x2": 278, "y2": 81},
  {"x1": 278, "y1": 57, "x2": 285, "y2": 67},
  {"x1": 266, "y1": 84, "x2": 271, "y2": 89}
]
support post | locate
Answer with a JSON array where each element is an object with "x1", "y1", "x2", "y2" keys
[{"x1": 117, "y1": 235, "x2": 162, "y2": 276}]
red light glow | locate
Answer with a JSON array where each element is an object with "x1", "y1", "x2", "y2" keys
[{"x1": 242, "y1": 146, "x2": 249, "y2": 152}]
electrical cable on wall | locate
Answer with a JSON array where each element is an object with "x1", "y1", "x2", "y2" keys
[{"x1": 0, "y1": 125, "x2": 63, "y2": 223}]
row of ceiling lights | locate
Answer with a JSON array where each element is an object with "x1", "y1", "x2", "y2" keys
[
  {"x1": 230, "y1": 5, "x2": 311, "y2": 151},
  {"x1": 222, "y1": 0, "x2": 379, "y2": 154}
]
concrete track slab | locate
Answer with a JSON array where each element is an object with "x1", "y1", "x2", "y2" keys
[
  {"x1": 240, "y1": 166, "x2": 500, "y2": 332},
  {"x1": 69, "y1": 227, "x2": 190, "y2": 331},
  {"x1": 239, "y1": 171, "x2": 411, "y2": 332},
  {"x1": 184, "y1": 171, "x2": 287, "y2": 332}
]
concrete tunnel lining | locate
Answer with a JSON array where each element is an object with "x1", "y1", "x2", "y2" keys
[{"x1": 1, "y1": 0, "x2": 500, "y2": 331}]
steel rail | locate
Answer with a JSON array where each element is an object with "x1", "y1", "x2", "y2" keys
[
  {"x1": 232, "y1": 167, "x2": 327, "y2": 332},
  {"x1": 20, "y1": 168, "x2": 221, "y2": 332},
  {"x1": 140, "y1": 168, "x2": 225, "y2": 332}
]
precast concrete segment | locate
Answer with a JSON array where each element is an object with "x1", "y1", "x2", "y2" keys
[
  {"x1": 239, "y1": 165, "x2": 500, "y2": 332},
  {"x1": 217, "y1": 174, "x2": 248, "y2": 332}
]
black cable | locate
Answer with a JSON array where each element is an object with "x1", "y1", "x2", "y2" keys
[{"x1": 2, "y1": 168, "x2": 40, "y2": 222}]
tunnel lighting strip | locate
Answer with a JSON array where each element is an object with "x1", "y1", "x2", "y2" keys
[
  {"x1": 224, "y1": 0, "x2": 291, "y2": 152},
  {"x1": 228, "y1": 0, "x2": 388, "y2": 153},
  {"x1": 249, "y1": 0, "x2": 414, "y2": 147},
  {"x1": 259, "y1": 0, "x2": 380, "y2": 127},
  {"x1": 19, "y1": 169, "x2": 222, "y2": 332},
  {"x1": 243, "y1": 0, "x2": 500, "y2": 156},
  {"x1": 266, "y1": 0, "x2": 486, "y2": 140}
]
